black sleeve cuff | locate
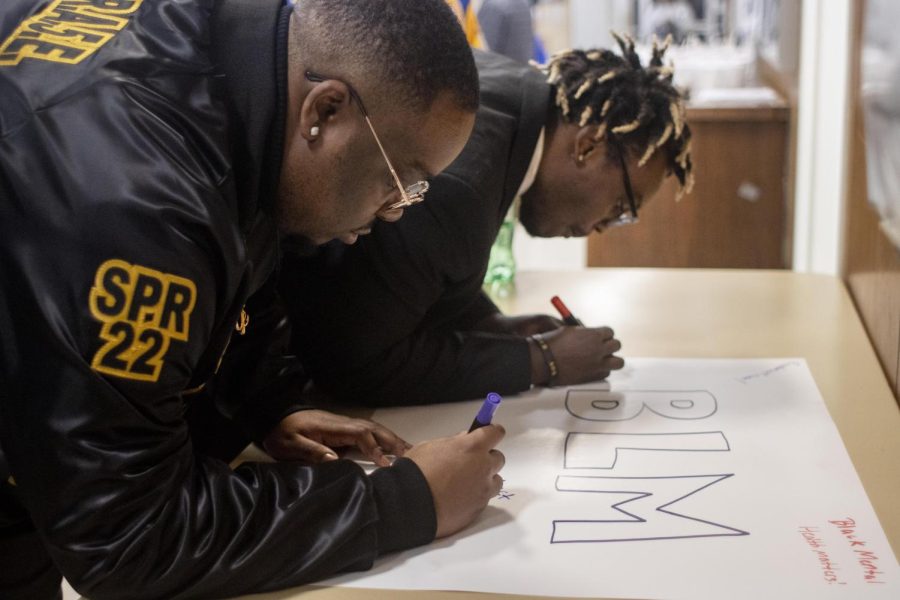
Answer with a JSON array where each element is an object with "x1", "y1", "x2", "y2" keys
[{"x1": 368, "y1": 457, "x2": 437, "y2": 554}]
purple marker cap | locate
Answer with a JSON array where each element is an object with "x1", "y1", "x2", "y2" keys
[{"x1": 469, "y1": 392, "x2": 503, "y2": 432}]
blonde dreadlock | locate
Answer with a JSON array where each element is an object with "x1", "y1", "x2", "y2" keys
[{"x1": 542, "y1": 33, "x2": 694, "y2": 199}]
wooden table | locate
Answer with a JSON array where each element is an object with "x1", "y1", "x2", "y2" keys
[{"x1": 75, "y1": 269, "x2": 900, "y2": 600}]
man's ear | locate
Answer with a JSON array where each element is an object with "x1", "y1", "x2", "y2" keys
[
  {"x1": 573, "y1": 125, "x2": 600, "y2": 166},
  {"x1": 298, "y1": 79, "x2": 353, "y2": 142}
]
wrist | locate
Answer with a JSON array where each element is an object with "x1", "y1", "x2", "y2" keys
[
  {"x1": 528, "y1": 337, "x2": 547, "y2": 385},
  {"x1": 528, "y1": 333, "x2": 558, "y2": 386}
]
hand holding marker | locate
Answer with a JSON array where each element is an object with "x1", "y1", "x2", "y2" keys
[
  {"x1": 550, "y1": 295, "x2": 625, "y2": 383},
  {"x1": 468, "y1": 392, "x2": 502, "y2": 432}
]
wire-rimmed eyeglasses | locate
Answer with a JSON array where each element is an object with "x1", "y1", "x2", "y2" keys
[
  {"x1": 595, "y1": 141, "x2": 639, "y2": 231},
  {"x1": 305, "y1": 70, "x2": 429, "y2": 210}
]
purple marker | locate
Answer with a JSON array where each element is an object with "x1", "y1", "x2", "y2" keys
[{"x1": 468, "y1": 392, "x2": 502, "y2": 432}]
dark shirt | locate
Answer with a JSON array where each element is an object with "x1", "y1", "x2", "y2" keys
[{"x1": 281, "y1": 50, "x2": 551, "y2": 406}]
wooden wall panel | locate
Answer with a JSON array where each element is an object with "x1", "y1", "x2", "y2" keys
[
  {"x1": 844, "y1": 124, "x2": 900, "y2": 400},
  {"x1": 587, "y1": 106, "x2": 789, "y2": 269},
  {"x1": 842, "y1": 0, "x2": 900, "y2": 400}
]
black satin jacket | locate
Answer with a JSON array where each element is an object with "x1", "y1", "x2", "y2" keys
[{"x1": 0, "y1": 1, "x2": 435, "y2": 598}]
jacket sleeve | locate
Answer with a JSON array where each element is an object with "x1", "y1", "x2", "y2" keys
[
  {"x1": 280, "y1": 177, "x2": 533, "y2": 407},
  {"x1": 0, "y1": 151, "x2": 434, "y2": 600},
  {"x1": 453, "y1": 289, "x2": 504, "y2": 330},
  {"x1": 310, "y1": 324, "x2": 533, "y2": 406}
]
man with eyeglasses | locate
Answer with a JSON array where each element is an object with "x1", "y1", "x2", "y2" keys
[
  {"x1": 0, "y1": 1, "x2": 506, "y2": 598},
  {"x1": 279, "y1": 36, "x2": 694, "y2": 409}
]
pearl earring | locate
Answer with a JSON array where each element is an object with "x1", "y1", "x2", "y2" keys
[{"x1": 310, "y1": 125, "x2": 320, "y2": 137}]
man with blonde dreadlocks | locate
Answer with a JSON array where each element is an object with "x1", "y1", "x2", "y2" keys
[{"x1": 278, "y1": 35, "x2": 693, "y2": 408}]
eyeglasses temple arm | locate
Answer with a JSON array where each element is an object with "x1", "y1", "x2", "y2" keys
[{"x1": 363, "y1": 115, "x2": 410, "y2": 204}]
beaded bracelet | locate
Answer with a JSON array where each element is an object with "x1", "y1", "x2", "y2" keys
[{"x1": 530, "y1": 333, "x2": 559, "y2": 387}]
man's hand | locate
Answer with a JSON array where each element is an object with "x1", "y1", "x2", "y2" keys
[
  {"x1": 263, "y1": 410, "x2": 411, "y2": 467},
  {"x1": 529, "y1": 326, "x2": 624, "y2": 386},
  {"x1": 475, "y1": 312, "x2": 563, "y2": 336},
  {"x1": 405, "y1": 425, "x2": 506, "y2": 538}
]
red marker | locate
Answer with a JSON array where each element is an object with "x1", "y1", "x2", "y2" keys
[{"x1": 551, "y1": 295, "x2": 584, "y2": 327}]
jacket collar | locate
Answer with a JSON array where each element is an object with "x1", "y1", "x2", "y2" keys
[
  {"x1": 211, "y1": 0, "x2": 291, "y2": 230},
  {"x1": 504, "y1": 67, "x2": 551, "y2": 215}
]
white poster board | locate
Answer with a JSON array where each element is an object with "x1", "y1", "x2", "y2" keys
[{"x1": 323, "y1": 358, "x2": 899, "y2": 599}]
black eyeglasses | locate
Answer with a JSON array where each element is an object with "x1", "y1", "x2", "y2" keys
[
  {"x1": 305, "y1": 70, "x2": 429, "y2": 210},
  {"x1": 596, "y1": 140, "x2": 639, "y2": 231}
]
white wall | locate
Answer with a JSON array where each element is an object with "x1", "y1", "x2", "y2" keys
[
  {"x1": 792, "y1": 0, "x2": 853, "y2": 275},
  {"x1": 568, "y1": 0, "x2": 631, "y2": 50},
  {"x1": 513, "y1": 223, "x2": 586, "y2": 271}
]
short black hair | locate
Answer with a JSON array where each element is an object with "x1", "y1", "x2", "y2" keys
[
  {"x1": 293, "y1": 0, "x2": 479, "y2": 114},
  {"x1": 544, "y1": 34, "x2": 694, "y2": 198}
]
